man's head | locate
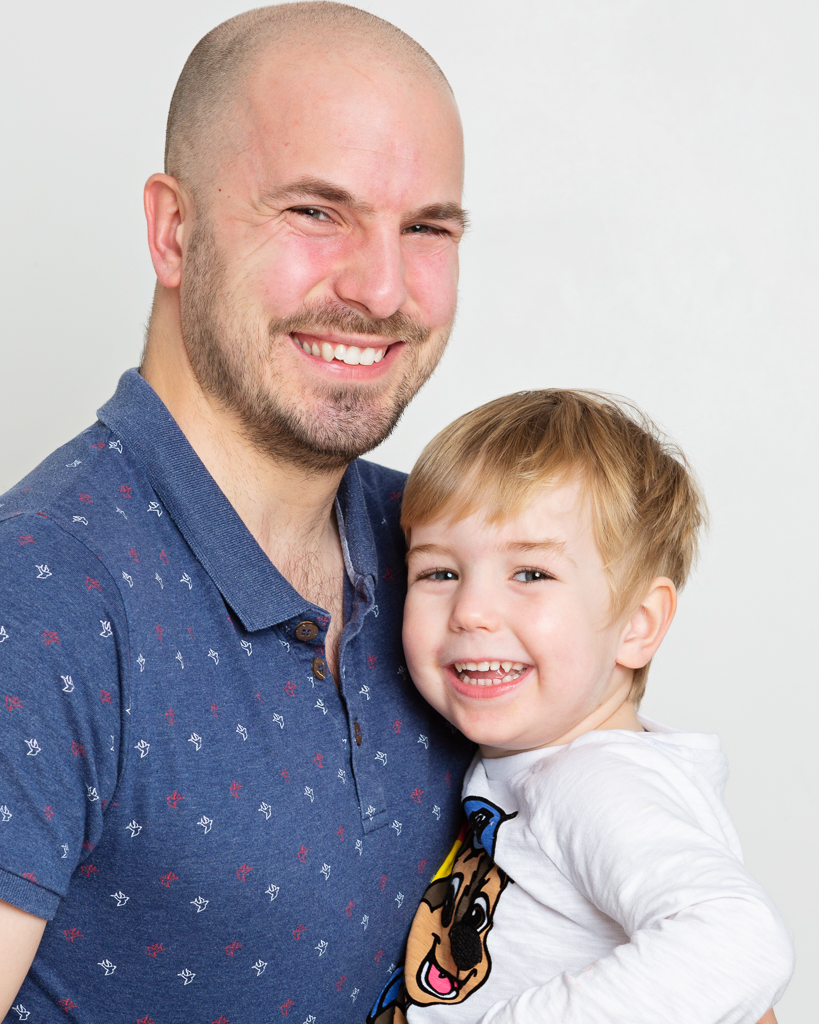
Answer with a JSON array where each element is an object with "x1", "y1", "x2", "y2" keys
[
  {"x1": 402, "y1": 390, "x2": 706, "y2": 711},
  {"x1": 143, "y1": 3, "x2": 466, "y2": 470}
]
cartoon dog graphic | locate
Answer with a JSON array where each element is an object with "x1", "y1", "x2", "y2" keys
[{"x1": 367, "y1": 798, "x2": 515, "y2": 1022}]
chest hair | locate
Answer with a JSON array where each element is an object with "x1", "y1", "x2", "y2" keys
[{"x1": 279, "y1": 546, "x2": 345, "y2": 683}]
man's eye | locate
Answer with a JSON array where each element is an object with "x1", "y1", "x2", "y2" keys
[
  {"x1": 292, "y1": 207, "x2": 332, "y2": 222},
  {"x1": 403, "y1": 223, "x2": 447, "y2": 236},
  {"x1": 512, "y1": 568, "x2": 552, "y2": 583}
]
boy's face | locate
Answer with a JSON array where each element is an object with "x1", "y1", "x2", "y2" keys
[{"x1": 403, "y1": 480, "x2": 640, "y2": 757}]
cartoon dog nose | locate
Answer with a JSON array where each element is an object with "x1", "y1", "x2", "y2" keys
[{"x1": 449, "y1": 922, "x2": 483, "y2": 971}]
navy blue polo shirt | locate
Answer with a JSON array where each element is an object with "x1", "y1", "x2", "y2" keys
[{"x1": 0, "y1": 370, "x2": 472, "y2": 1023}]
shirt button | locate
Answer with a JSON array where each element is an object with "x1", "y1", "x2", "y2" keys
[
  {"x1": 311, "y1": 657, "x2": 327, "y2": 681},
  {"x1": 295, "y1": 621, "x2": 319, "y2": 642},
  {"x1": 354, "y1": 721, "x2": 363, "y2": 746}
]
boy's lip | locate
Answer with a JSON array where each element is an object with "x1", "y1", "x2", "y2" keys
[{"x1": 445, "y1": 662, "x2": 531, "y2": 699}]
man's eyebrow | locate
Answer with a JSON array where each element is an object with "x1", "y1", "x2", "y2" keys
[
  {"x1": 407, "y1": 202, "x2": 470, "y2": 231},
  {"x1": 259, "y1": 178, "x2": 469, "y2": 229},
  {"x1": 259, "y1": 177, "x2": 374, "y2": 213}
]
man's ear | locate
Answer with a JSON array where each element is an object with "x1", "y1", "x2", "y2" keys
[
  {"x1": 616, "y1": 577, "x2": 677, "y2": 670},
  {"x1": 144, "y1": 173, "x2": 194, "y2": 289}
]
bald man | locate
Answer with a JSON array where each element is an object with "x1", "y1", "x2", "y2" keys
[{"x1": 0, "y1": 5, "x2": 472, "y2": 1020}]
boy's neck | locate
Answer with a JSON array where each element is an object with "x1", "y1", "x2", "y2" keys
[
  {"x1": 480, "y1": 681, "x2": 642, "y2": 759},
  {"x1": 595, "y1": 697, "x2": 642, "y2": 734}
]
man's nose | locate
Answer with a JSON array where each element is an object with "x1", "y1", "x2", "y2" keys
[{"x1": 333, "y1": 225, "x2": 408, "y2": 320}]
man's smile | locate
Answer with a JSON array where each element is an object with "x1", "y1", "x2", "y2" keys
[
  {"x1": 293, "y1": 330, "x2": 393, "y2": 365},
  {"x1": 290, "y1": 331, "x2": 407, "y2": 379}
]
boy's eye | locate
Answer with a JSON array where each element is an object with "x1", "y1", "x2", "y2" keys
[
  {"x1": 512, "y1": 568, "x2": 553, "y2": 583},
  {"x1": 418, "y1": 568, "x2": 458, "y2": 582}
]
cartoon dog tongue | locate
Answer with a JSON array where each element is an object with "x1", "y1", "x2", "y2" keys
[{"x1": 427, "y1": 964, "x2": 458, "y2": 995}]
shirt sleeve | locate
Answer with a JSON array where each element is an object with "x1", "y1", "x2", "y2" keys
[
  {"x1": 0, "y1": 515, "x2": 128, "y2": 918},
  {"x1": 478, "y1": 741, "x2": 794, "y2": 1024}
]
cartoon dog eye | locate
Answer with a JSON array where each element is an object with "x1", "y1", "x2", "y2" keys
[
  {"x1": 441, "y1": 874, "x2": 463, "y2": 928},
  {"x1": 461, "y1": 893, "x2": 490, "y2": 933},
  {"x1": 449, "y1": 892, "x2": 493, "y2": 973}
]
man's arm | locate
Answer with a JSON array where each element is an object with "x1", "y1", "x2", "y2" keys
[
  {"x1": 757, "y1": 1011, "x2": 778, "y2": 1024},
  {"x1": 0, "y1": 898, "x2": 46, "y2": 1018}
]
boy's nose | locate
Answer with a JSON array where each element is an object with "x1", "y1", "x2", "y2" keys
[{"x1": 449, "y1": 584, "x2": 500, "y2": 633}]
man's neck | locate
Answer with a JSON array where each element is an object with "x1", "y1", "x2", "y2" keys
[
  {"x1": 141, "y1": 301, "x2": 346, "y2": 566},
  {"x1": 141, "y1": 301, "x2": 349, "y2": 680}
]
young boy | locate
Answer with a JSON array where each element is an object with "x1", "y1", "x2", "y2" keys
[{"x1": 367, "y1": 390, "x2": 793, "y2": 1024}]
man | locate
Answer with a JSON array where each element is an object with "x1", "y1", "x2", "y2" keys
[{"x1": 0, "y1": 4, "x2": 472, "y2": 1020}]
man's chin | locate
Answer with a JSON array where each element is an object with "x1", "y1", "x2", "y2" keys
[{"x1": 240, "y1": 393, "x2": 409, "y2": 471}]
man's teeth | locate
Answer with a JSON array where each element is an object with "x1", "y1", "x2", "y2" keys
[
  {"x1": 296, "y1": 335, "x2": 385, "y2": 365},
  {"x1": 453, "y1": 661, "x2": 526, "y2": 686}
]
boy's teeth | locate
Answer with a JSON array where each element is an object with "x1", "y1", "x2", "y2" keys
[
  {"x1": 455, "y1": 661, "x2": 527, "y2": 687},
  {"x1": 298, "y1": 334, "x2": 385, "y2": 366},
  {"x1": 454, "y1": 661, "x2": 526, "y2": 673}
]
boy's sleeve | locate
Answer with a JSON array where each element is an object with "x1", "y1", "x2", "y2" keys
[
  {"x1": 479, "y1": 742, "x2": 794, "y2": 1024},
  {"x1": 0, "y1": 516, "x2": 127, "y2": 919}
]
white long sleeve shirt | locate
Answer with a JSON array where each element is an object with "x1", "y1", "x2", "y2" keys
[{"x1": 402, "y1": 718, "x2": 793, "y2": 1024}]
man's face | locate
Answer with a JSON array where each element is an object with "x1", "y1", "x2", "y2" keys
[{"x1": 179, "y1": 51, "x2": 465, "y2": 469}]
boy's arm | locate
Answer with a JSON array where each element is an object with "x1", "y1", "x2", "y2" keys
[
  {"x1": 0, "y1": 899, "x2": 47, "y2": 1018},
  {"x1": 476, "y1": 745, "x2": 793, "y2": 1024},
  {"x1": 757, "y1": 1012, "x2": 778, "y2": 1024}
]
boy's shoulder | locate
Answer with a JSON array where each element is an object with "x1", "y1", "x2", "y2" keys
[{"x1": 502, "y1": 724, "x2": 731, "y2": 835}]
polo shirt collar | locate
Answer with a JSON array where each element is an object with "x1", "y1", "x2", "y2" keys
[{"x1": 98, "y1": 369, "x2": 378, "y2": 632}]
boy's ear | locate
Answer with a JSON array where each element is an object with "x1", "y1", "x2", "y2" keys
[{"x1": 616, "y1": 577, "x2": 677, "y2": 670}]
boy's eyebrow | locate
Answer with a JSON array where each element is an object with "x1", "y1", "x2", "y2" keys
[
  {"x1": 505, "y1": 539, "x2": 578, "y2": 567},
  {"x1": 406, "y1": 538, "x2": 576, "y2": 565},
  {"x1": 406, "y1": 543, "x2": 452, "y2": 560}
]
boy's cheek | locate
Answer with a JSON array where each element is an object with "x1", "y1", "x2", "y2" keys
[{"x1": 402, "y1": 596, "x2": 431, "y2": 667}]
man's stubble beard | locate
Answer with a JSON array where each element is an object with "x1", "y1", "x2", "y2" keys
[{"x1": 179, "y1": 217, "x2": 453, "y2": 473}]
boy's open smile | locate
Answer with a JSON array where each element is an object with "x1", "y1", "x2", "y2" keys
[{"x1": 447, "y1": 661, "x2": 530, "y2": 698}]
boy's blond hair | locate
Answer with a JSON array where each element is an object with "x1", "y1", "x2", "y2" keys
[{"x1": 401, "y1": 390, "x2": 707, "y2": 704}]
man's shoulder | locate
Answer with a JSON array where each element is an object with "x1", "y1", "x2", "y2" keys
[
  {"x1": 352, "y1": 457, "x2": 408, "y2": 529},
  {"x1": 354, "y1": 456, "x2": 408, "y2": 497},
  {"x1": 3, "y1": 419, "x2": 122, "y2": 512},
  {"x1": 0, "y1": 417, "x2": 156, "y2": 562}
]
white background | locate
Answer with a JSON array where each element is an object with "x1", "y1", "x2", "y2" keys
[{"x1": 1, "y1": 1, "x2": 815, "y2": 1017}]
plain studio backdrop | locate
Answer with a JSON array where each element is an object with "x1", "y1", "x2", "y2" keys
[{"x1": 1, "y1": 0, "x2": 816, "y2": 1016}]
